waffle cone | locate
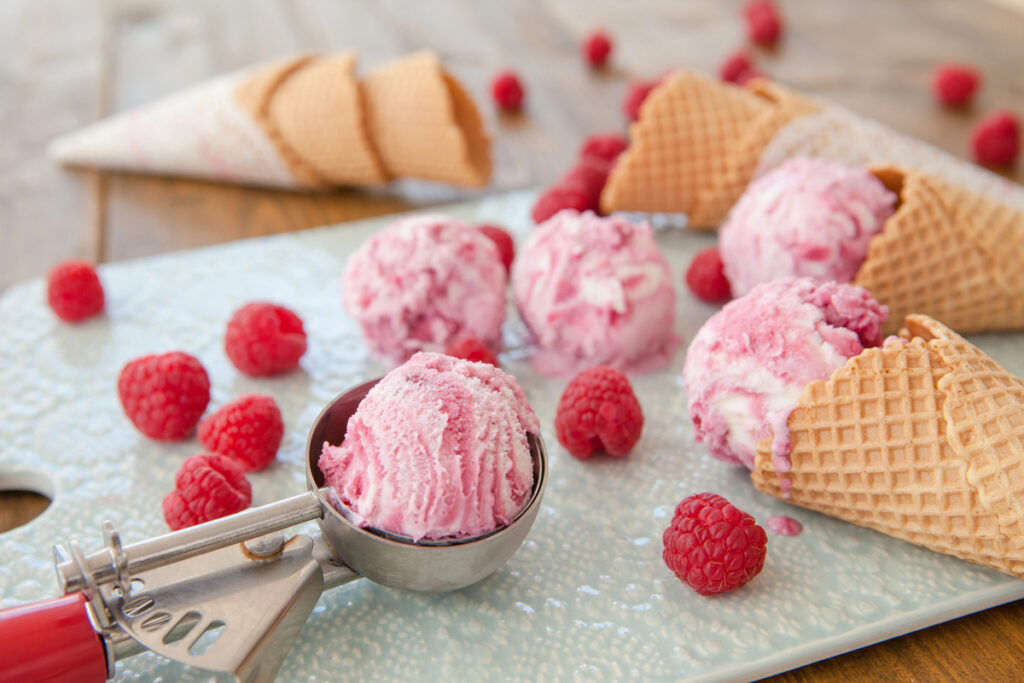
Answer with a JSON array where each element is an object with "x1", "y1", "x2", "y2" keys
[
  {"x1": 599, "y1": 71, "x2": 818, "y2": 229},
  {"x1": 233, "y1": 52, "x2": 388, "y2": 187},
  {"x1": 362, "y1": 51, "x2": 491, "y2": 187},
  {"x1": 751, "y1": 314, "x2": 1024, "y2": 577},
  {"x1": 853, "y1": 166, "x2": 1024, "y2": 334}
]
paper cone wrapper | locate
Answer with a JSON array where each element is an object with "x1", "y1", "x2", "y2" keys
[
  {"x1": 751, "y1": 314, "x2": 1024, "y2": 577},
  {"x1": 362, "y1": 51, "x2": 491, "y2": 187},
  {"x1": 853, "y1": 166, "x2": 1024, "y2": 335},
  {"x1": 599, "y1": 71, "x2": 818, "y2": 230}
]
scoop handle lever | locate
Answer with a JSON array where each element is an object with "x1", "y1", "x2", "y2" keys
[{"x1": 0, "y1": 592, "x2": 109, "y2": 683}]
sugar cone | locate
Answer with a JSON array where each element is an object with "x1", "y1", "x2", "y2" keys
[
  {"x1": 853, "y1": 166, "x2": 1024, "y2": 335},
  {"x1": 751, "y1": 314, "x2": 1024, "y2": 577},
  {"x1": 362, "y1": 51, "x2": 491, "y2": 187},
  {"x1": 599, "y1": 71, "x2": 818, "y2": 230}
]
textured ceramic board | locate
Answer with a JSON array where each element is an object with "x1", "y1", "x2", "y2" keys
[{"x1": 2, "y1": 191, "x2": 1023, "y2": 682}]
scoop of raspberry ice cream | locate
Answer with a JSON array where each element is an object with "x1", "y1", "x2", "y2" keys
[
  {"x1": 720, "y1": 158, "x2": 897, "y2": 298},
  {"x1": 342, "y1": 214, "x2": 507, "y2": 363},
  {"x1": 683, "y1": 277, "x2": 888, "y2": 470},
  {"x1": 319, "y1": 352, "x2": 539, "y2": 541},
  {"x1": 512, "y1": 210, "x2": 679, "y2": 377}
]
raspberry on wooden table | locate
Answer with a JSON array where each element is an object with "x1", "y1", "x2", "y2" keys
[
  {"x1": 555, "y1": 366, "x2": 644, "y2": 459},
  {"x1": 162, "y1": 453, "x2": 252, "y2": 531},
  {"x1": 199, "y1": 394, "x2": 284, "y2": 472},
  {"x1": 563, "y1": 157, "x2": 612, "y2": 201},
  {"x1": 46, "y1": 260, "x2": 105, "y2": 323},
  {"x1": 579, "y1": 133, "x2": 629, "y2": 164},
  {"x1": 478, "y1": 224, "x2": 516, "y2": 274},
  {"x1": 118, "y1": 352, "x2": 211, "y2": 440},
  {"x1": 743, "y1": 0, "x2": 783, "y2": 46},
  {"x1": 970, "y1": 109, "x2": 1020, "y2": 167},
  {"x1": 685, "y1": 247, "x2": 732, "y2": 304},
  {"x1": 445, "y1": 336, "x2": 500, "y2": 366},
  {"x1": 582, "y1": 30, "x2": 613, "y2": 68},
  {"x1": 491, "y1": 70, "x2": 525, "y2": 111},
  {"x1": 719, "y1": 51, "x2": 757, "y2": 85},
  {"x1": 225, "y1": 302, "x2": 307, "y2": 376},
  {"x1": 662, "y1": 492, "x2": 767, "y2": 595},
  {"x1": 531, "y1": 183, "x2": 593, "y2": 224},
  {"x1": 931, "y1": 62, "x2": 981, "y2": 108}
]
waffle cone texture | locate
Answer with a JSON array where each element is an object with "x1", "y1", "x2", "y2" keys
[
  {"x1": 49, "y1": 51, "x2": 490, "y2": 189},
  {"x1": 854, "y1": 166, "x2": 1024, "y2": 335},
  {"x1": 600, "y1": 71, "x2": 819, "y2": 229},
  {"x1": 752, "y1": 314, "x2": 1024, "y2": 577}
]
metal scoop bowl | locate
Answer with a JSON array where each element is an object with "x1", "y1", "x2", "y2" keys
[{"x1": 0, "y1": 379, "x2": 548, "y2": 683}]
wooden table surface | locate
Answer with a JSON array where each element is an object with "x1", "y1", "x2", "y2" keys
[{"x1": 2, "y1": 0, "x2": 1023, "y2": 680}]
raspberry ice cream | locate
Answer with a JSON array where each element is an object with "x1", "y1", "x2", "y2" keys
[
  {"x1": 683, "y1": 277, "x2": 887, "y2": 470},
  {"x1": 719, "y1": 158, "x2": 897, "y2": 297},
  {"x1": 342, "y1": 214, "x2": 506, "y2": 363},
  {"x1": 319, "y1": 352, "x2": 539, "y2": 541},
  {"x1": 512, "y1": 210, "x2": 678, "y2": 376}
]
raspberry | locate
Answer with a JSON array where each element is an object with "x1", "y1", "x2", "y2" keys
[
  {"x1": 579, "y1": 133, "x2": 629, "y2": 164},
  {"x1": 743, "y1": 0, "x2": 783, "y2": 46},
  {"x1": 555, "y1": 366, "x2": 643, "y2": 459},
  {"x1": 445, "y1": 337, "x2": 499, "y2": 366},
  {"x1": 491, "y1": 70, "x2": 525, "y2": 111},
  {"x1": 478, "y1": 224, "x2": 515, "y2": 274},
  {"x1": 562, "y1": 157, "x2": 611, "y2": 202},
  {"x1": 118, "y1": 352, "x2": 211, "y2": 440},
  {"x1": 198, "y1": 394, "x2": 284, "y2": 472},
  {"x1": 582, "y1": 30, "x2": 613, "y2": 68},
  {"x1": 662, "y1": 492, "x2": 767, "y2": 595},
  {"x1": 970, "y1": 109, "x2": 1020, "y2": 167},
  {"x1": 719, "y1": 51, "x2": 755, "y2": 85},
  {"x1": 162, "y1": 454, "x2": 252, "y2": 531},
  {"x1": 685, "y1": 248, "x2": 732, "y2": 304},
  {"x1": 531, "y1": 182, "x2": 593, "y2": 224},
  {"x1": 622, "y1": 79, "x2": 660, "y2": 122},
  {"x1": 225, "y1": 302, "x2": 307, "y2": 376},
  {"x1": 46, "y1": 260, "x2": 105, "y2": 323},
  {"x1": 932, "y1": 63, "x2": 981, "y2": 107}
]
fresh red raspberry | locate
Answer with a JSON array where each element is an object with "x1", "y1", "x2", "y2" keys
[
  {"x1": 931, "y1": 63, "x2": 981, "y2": 107},
  {"x1": 478, "y1": 224, "x2": 515, "y2": 274},
  {"x1": 970, "y1": 109, "x2": 1020, "y2": 167},
  {"x1": 198, "y1": 394, "x2": 284, "y2": 472},
  {"x1": 743, "y1": 0, "x2": 783, "y2": 46},
  {"x1": 445, "y1": 337, "x2": 499, "y2": 366},
  {"x1": 662, "y1": 492, "x2": 768, "y2": 595},
  {"x1": 579, "y1": 133, "x2": 629, "y2": 164},
  {"x1": 685, "y1": 247, "x2": 732, "y2": 304},
  {"x1": 225, "y1": 302, "x2": 307, "y2": 376},
  {"x1": 531, "y1": 182, "x2": 593, "y2": 224},
  {"x1": 719, "y1": 51, "x2": 755, "y2": 85},
  {"x1": 582, "y1": 30, "x2": 613, "y2": 68},
  {"x1": 46, "y1": 260, "x2": 105, "y2": 323},
  {"x1": 491, "y1": 70, "x2": 525, "y2": 111},
  {"x1": 162, "y1": 454, "x2": 252, "y2": 531},
  {"x1": 622, "y1": 79, "x2": 660, "y2": 122},
  {"x1": 562, "y1": 157, "x2": 612, "y2": 202},
  {"x1": 555, "y1": 366, "x2": 643, "y2": 459},
  {"x1": 118, "y1": 352, "x2": 211, "y2": 441}
]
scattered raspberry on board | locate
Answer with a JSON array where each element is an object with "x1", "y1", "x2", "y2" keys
[
  {"x1": 162, "y1": 453, "x2": 252, "y2": 530},
  {"x1": 579, "y1": 133, "x2": 628, "y2": 164},
  {"x1": 582, "y1": 30, "x2": 613, "y2": 68},
  {"x1": 970, "y1": 109, "x2": 1020, "y2": 167},
  {"x1": 46, "y1": 260, "x2": 105, "y2": 323},
  {"x1": 622, "y1": 79, "x2": 660, "y2": 122},
  {"x1": 555, "y1": 366, "x2": 644, "y2": 459},
  {"x1": 532, "y1": 183, "x2": 593, "y2": 224},
  {"x1": 225, "y1": 302, "x2": 307, "y2": 376},
  {"x1": 492, "y1": 70, "x2": 525, "y2": 111},
  {"x1": 118, "y1": 352, "x2": 211, "y2": 440},
  {"x1": 743, "y1": 0, "x2": 783, "y2": 46},
  {"x1": 685, "y1": 247, "x2": 732, "y2": 304},
  {"x1": 477, "y1": 224, "x2": 516, "y2": 274},
  {"x1": 445, "y1": 336, "x2": 500, "y2": 366},
  {"x1": 199, "y1": 394, "x2": 284, "y2": 472}
]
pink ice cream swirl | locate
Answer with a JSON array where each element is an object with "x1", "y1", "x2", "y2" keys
[
  {"x1": 512, "y1": 210, "x2": 679, "y2": 377},
  {"x1": 683, "y1": 278, "x2": 888, "y2": 471},
  {"x1": 342, "y1": 214, "x2": 507, "y2": 364},
  {"x1": 319, "y1": 352, "x2": 540, "y2": 542},
  {"x1": 720, "y1": 157, "x2": 897, "y2": 298}
]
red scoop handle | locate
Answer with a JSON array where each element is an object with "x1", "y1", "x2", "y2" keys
[{"x1": 0, "y1": 592, "x2": 108, "y2": 683}]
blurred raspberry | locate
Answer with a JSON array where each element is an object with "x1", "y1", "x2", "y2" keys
[
  {"x1": 225, "y1": 302, "x2": 307, "y2": 376},
  {"x1": 622, "y1": 79, "x2": 660, "y2": 122},
  {"x1": 118, "y1": 352, "x2": 211, "y2": 441},
  {"x1": 562, "y1": 157, "x2": 612, "y2": 202},
  {"x1": 932, "y1": 63, "x2": 981, "y2": 107},
  {"x1": 970, "y1": 109, "x2": 1020, "y2": 167},
  {"x1": 743, "y1": 0, "x2": 783, "y2": 45},
  {"x1": 46, "y1": 260, "x2": 105, "y2": 323},
  {"x1": 478, "y1": 224, "x2": 516, "y2": 273},
  {"x1": 199, "y1": 394, "x2": 284, "y2": 472},
  {"x1": 663, "y1": 492, "x2": 767, "y2": 595},
  {"x1": 531, "y1": 182, "x2": 593, "y2": 224},
  {"x1": 445, "y1": 336, "x2": 499, "y2": 366},
  {"x1": 719, "y1": 51, "x2": 756, "y2": 85},
  {"x1": 162, "y1": 454, "x2": 252, "y2": 531},
  {"x1": 685, "y1": 248, "x2": 732, "y2": 304},
  {"x1": 579, "y1": 133, "x2": 629, "y2": 164},
  {"x1": 582, "y1": 30, "x2": 613, "y2": 68},
  {"x1": 555, "y1": 366, "x2": 643, "y2": 459},
  {"x1": 491, "y1": 70, "x2": 525, "y2": 111}
]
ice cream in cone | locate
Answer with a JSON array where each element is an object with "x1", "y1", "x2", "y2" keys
[
  {"x1": 599, "y1": 70, "x2": 818, "y2": 229},
  {"x1": 751, "y1": 314, "x2": 1024, "y2": 577},
  {"x1": 48, "y1": 51, "x2": 491, "y2": 190}
]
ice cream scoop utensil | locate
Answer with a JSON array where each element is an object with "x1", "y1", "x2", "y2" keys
[{"x1": 0, "y1": 379, "x2": 548, "y2": 683}]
